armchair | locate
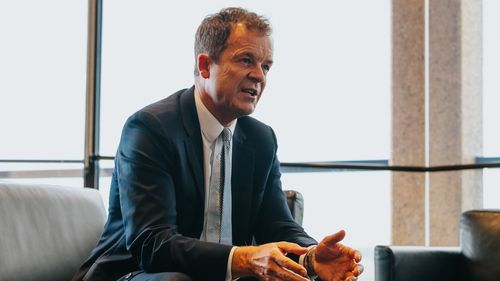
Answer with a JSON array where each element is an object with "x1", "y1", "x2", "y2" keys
[
  {"x1": 0, "y1": 182, "x2": 304, "y2": 281},
  {"x1": 374, "y1": 210, "x2": 500, "y2": 281}
]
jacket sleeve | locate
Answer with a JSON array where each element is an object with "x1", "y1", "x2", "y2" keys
[
  {"x1": 116, "y1": 111, "x2": 232, "y2": 281},
  {"x1": 253, "y1": 127, "x2": 317, "y2": 247}
]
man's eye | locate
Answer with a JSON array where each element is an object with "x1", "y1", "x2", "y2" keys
[
  {"x1": 262, "y1": 64, "x2": 270, "y2": 72},
  {"x1": 241, "y1": 58, "x2": 252, "y2": 64}
]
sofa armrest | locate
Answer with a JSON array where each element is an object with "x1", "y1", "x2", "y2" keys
[
  {"x1": 0, "y1": 183, "x2": 106, "y2": 281},
  {"x1": 375, "y1": 245, "x2": 461, "y2": 281}
]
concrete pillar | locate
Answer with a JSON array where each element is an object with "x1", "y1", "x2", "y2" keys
[
  {"x1": 391, "y1": 0, "x2": 426, "y2": 245},
  {"x1": 428, "y1": 0, "x2": 482, "y2": 246}
]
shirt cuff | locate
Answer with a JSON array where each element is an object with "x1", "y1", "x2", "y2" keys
[
  {"x1": 299, "y1": 245, "x2": 317, "y2": 266},
  {"x1": 225, "y1": 246, "x2": 238, "y2": 281}
]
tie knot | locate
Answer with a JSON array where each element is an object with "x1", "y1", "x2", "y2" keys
[{"x1": 222, "y1": 128, "x2": 231, "y2": 143}]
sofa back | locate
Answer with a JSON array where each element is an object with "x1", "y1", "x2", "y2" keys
[
  {"x1": 460, "y1": 210, "x2": 500, "y2": 281},
  {"x1": 0, "y1": 182, "x2": 106, "y2": 281},
  {"x1": 284, "y1": 190, "x2": 304, "y2": 226}
]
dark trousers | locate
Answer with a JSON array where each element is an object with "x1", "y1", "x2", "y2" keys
[
  {"x1": 117, "y1": 271, "x2": 195, "y2": 281},
  {"x1": 117, "y1": 272, "x2": 260, "y2": 281}
]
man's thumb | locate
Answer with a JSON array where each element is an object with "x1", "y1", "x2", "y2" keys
[{"x1": 323, "y1": 229, "x2": 346, "y2": 246}]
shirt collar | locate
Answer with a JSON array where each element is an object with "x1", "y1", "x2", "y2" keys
[{"x1": 194, "y1": 87, "x2": 237, "y2": 144}]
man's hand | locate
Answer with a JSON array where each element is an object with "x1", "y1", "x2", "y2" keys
[
  {"x1": 312, "y1": 230, "x2": 363, "y2": 281},
  {"x1": 232, "y1": 242, "x2": 310, "y2": 281}
]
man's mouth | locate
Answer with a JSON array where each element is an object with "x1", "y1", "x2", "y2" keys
[{"x1": 242, "y1": 88, "x2": 258, "y2": 96}]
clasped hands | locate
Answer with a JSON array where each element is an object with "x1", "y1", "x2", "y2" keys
[{"x1": 232, "y1": 230, "x2": 363, "y2": 281}]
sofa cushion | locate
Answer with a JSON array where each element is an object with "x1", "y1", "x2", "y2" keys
[
  {"x1": 0, "y1": 182, "x2": 106, "y2": 281},
  {"x1": 460, "y1": 209, "x2": 500, "y2": 281}
]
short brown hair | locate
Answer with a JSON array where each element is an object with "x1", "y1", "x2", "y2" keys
[{"x1": 194, "y1": 7, "x2": 271, "y2": 76}]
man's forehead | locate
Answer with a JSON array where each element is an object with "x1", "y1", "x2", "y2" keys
[
  {"x1": 228, "y1": 24, "x2": 272, "y2": 48},
  {"x1": 230, "y1": 23, "x2": 270, "y2": 40}
]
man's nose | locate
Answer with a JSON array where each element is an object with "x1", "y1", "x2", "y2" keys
[{"x1": 248, "y1": 65, "x2": 266, "y2": 84}]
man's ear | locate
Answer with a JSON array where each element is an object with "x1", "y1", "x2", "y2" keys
[{"x1": 197, "y1": 53, "x2": 211, "y2": 79}]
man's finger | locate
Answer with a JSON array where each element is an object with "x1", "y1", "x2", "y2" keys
[
  {"x1": 344, "y1": 271, "x2": 357, "y2": 281},
  {"x1": 272, "y1": 265, "x2": 310, "y2": 281},
  {"x1": 276, "y1": 241, "x2": 308, "y2": 255},
  {"x1": 276, "y1": 268, "x2": 310, "y2": 281},
  {"x1": 345, "y1": 271, "x2": 354, "y2": 278},
  {"x1": 273, "y1": 252, "x2": 308, "y2": 277},
  {"x1": 353, "y1": 251, "x2": 362, "y2": 262},
  {"x1": 353, "y1": 264, "x2": 364, "y2": 276},
  {"x1": 321, "y1": 230, "x2": 346, "y2": 247},
  {"x1": 265, "y1": 259, "x2": 309, "y2": 281},
  {"x1": 353, "y1": 264, "x2": 365, "y2": 276}
]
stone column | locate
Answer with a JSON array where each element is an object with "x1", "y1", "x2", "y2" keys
[
  {"x1": 428, "y1": 0, "x2": 482, "y2": 246},
  {"x1": 391, "y1": 0, "x2": 426, "y2": 245}
]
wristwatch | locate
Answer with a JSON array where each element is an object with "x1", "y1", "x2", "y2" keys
[{"x1": 303, "y1": 245, "x2": 318, "y2": 280}]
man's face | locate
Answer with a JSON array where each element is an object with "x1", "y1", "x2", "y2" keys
[{"x1": 202, "y1": 24, "x2": 273, "y2": 124}]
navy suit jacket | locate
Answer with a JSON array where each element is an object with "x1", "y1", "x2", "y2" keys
[{"x1": 72, "y1": 87, "x2": 316, "y2": 281}]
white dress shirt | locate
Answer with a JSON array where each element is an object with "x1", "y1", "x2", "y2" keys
[
  {"x1": 194, "y1": 89, "x2": 311, "y2": 280},
  {"x1": 194, "y1": 89, "x2": 237, "y2": 281}
]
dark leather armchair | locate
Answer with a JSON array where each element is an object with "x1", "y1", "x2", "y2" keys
[{"x1": 374, "y1": 210, "x2": 500, "y2": 281}]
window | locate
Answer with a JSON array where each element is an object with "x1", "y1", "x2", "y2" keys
[
  {"x1": 482, "y1": 0, "x2": 500, "y2": 208},
  {"x1": 0, "y1": 1, "x2": 87, "y2": 161},
  {"x1": 99, "y1": 1, "x2": 390, "y2": 161}
]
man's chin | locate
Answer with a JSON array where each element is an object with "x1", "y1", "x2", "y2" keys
[{"x1": 237, "y1": 105, "x2": 257, "y2": 117}]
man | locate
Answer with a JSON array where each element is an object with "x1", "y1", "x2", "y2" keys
[{"x1": 73, "y1": 7, "x2": 362, "y2": 281}]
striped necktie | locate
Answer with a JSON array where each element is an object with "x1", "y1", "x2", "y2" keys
[{"x1": 206, "y1": 128, "x2": 232, "y2": 244}]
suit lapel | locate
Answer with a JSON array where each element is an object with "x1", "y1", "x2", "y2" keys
[
  {"x1": 180, "y1": 87, "x2": 205, "y2": 201},
  {"x1": 231, "y1": 124, "x2": 255, "y2": 244},
  {"x1": 180, "y1": 88, "x2": 257, "y2": 242}
]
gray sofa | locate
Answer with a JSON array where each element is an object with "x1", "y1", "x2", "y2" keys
[
  {"x1": 374, "y1": 209, "x2": 500, "y2": 281},
  {"x1": 0, "y1": 182, "x2": 305, "y2": 281},
  {"x1": 0, "y1": 182, "x2": 106, "y2": 281}
]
